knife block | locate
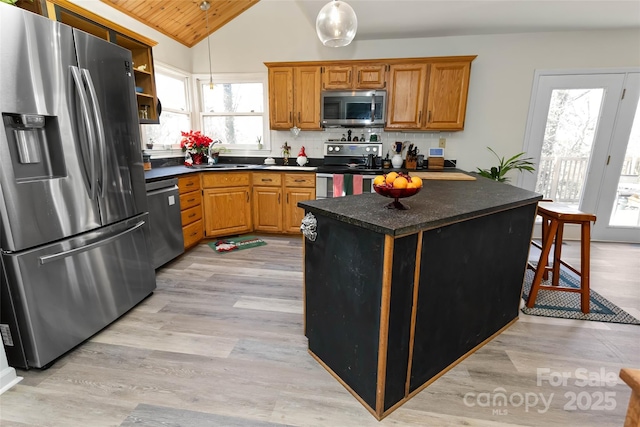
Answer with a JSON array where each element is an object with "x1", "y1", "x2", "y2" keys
[{"x1": 405, "y1": 157, "x2": 417, "y2": 170}]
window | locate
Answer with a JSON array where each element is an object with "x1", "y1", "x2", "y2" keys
[
  {"x1": 199, "y1": 75, "x2": 267, "y2": 150},
  {"x1": 141, "y1": 66, "x2": 191, "y2": 154}
]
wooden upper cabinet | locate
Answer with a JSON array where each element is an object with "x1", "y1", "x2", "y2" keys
[
  {"x1": 322, "y1": 65, "x2": 352, "y2": 90},
  {"x1": 386, "y1": 63, "x2": 428, "y2": 129},
  {"x1": 268, "y1": 66, "x2": 321, "y2": 130},
  {"x1": 294, "y1": 66, "x2": 322, "y2": 130},
  {"x1": 354, "y1": 65, "x2": 387, "y2": 89},
  {"x1": 268, "y1": 67, "x2": 294, "y2": 129},
  {"x1": 323, "y1": 64, "x2": 386, "y2": 90},
  {"x1": 424, "y1": 61, "x2": 472, "y2": 130},
  {"x1": 267, "y1": 56, "x2": 474, "y2": 132}
]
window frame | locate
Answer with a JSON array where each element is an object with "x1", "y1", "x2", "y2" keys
[
  {"x1": 194, "y1": 72, "x2": 270, "y2": 154},
  {"x1": 141, "y1": 63, "x2": 193, "y2": 158}
]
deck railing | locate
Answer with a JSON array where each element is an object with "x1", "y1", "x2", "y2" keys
[{"x1": 535, "y1": 156, "x2": 640, "y2": 203}]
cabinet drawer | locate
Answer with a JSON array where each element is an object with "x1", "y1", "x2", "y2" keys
[
  {"x1": 181, "y1": 204, "x2": 202, "y2": 226},
  {"x1": 180, "y1": 190, "x2": 201, "y2": 210},
  {"x1": 178, "y1": 174, "x2": 201, "y2": 194},
  {"x1": 182, "y1": 219, "x2": 203, "y2": 249},
  {"x1": 285, "y1": 173, "x2": 315, "y2": 188},
  {"x1": 202, "y1": 172, "x2": 250, "y2": 188},
  {"x1": 252, "y1": 173, "x2": 282, "y2": 186}
]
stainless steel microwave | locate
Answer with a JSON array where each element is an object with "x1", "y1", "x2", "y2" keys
[{"x1": 321, "y1": 90, "x2": 386, "y2": 127}]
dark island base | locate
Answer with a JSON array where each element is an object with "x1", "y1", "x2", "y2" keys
[
  {"x1": 309, "y1": 318, "x2": 518, "y2": 420},
  {"x1": 304, "y1": 203, "x2": 537, "y2": 420}
]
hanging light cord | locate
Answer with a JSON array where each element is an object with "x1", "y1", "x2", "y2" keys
[{"x1": 204, "y1": 3, "x2": 214, "y2": 89}]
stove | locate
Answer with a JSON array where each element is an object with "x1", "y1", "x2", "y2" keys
[{"x1": 323, "y1": 141, "x2": 383, "y2": 166}]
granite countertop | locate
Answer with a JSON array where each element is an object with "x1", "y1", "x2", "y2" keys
[
  {"x1": 144, "y1": 164, "x2": 317, "y2": 182},
  {"x1": 298, "y1": 174, "x2": 542, "y2": 236}
]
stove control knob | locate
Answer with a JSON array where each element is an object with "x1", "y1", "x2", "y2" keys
[
  {"x1": 372, "y1": 147, "x2": 377, "y2": 152},
  {"x1": 328, "y1": 146, "x2": 334, "y2": 152},
  {"x1": 365, "y1": 147, "x2": 370, "y2": 152},
  {"x1": 335, "y1": 146, "x2": 340, "y2": 152}
]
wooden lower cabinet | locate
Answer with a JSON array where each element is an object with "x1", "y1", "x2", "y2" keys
[
  {"x1": 252, "y1": 172, "x2": 316, "y2": 234},
  {"x1": 284, "y1": 173, "x2": 315, "y2": 233},
  {"x1": 176, "y1": 171, "x2": 315, "y2": 240},
  {"x1": 178, "y1": 174, "x2": 203, "y2": 249},
  {"x1": 202, "y1": 172, "x2": 252, "y2": 238},
  {"x1": 284, "y1": 187, "x2": 315, "y2": 233},
  {"x1": 253, "y1": 186, "x2": 283, "y2": 232}
]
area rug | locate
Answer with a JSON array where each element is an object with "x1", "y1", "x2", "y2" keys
[
  {"x1": 208, "y1": 235, "x2": 266, "y2": 253},
  {"x1": 521, "y1": 263, "x2": 640, "y2": 325}
]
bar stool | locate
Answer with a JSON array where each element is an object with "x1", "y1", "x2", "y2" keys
[{"x1": 526, "y1": 202, "x2": 596, "y2": 313}]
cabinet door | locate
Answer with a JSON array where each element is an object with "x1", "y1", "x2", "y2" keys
[
  {"x1": 253, "y1": 187, "x2": 283, "y2": 232},
  {"x1": 284, "y1": 188, "x2": 315, "y2": 233},
  {"x1": 323, "y1": 65, "x2": 353, "y2": 90},
  {"x1": 268, "y1": 67, "x2": 294, "y2": 130},
  {"x1": 424, "y1": 61, "x2": 472, "y2": 130},
  {"x1": 386, "y1": 63, "x2": 428, "y2": 129},
  {"x1": 355, "y1": 64, "x2": 386, "y2": 89},
  {"x1": 203, "y1": 188, "x2": 252, "y2": 237},
  {"x1": 294, "y1": 66, "x2": 322, "y2": 130}
]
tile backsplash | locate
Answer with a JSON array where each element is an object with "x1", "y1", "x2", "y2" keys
[{"x1": 270, "y1": 128, "x2": 454, "y2": 160}]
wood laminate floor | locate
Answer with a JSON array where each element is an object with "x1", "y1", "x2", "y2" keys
[{"x1": 1, "y1": 236, "x2": 638, "y2": 427}]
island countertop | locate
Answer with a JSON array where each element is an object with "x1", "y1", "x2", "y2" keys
[{"x1": 298, "y1": 172, "x2": 542, "y2": 236}]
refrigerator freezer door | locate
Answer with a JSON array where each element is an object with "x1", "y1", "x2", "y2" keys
[
  {"x1": 0, "y1": 6, "x2": 101, "y2": 252},
  {"x1": 1, "y1": 213, "x2": 156, "y2": 369},
  {"x1": 73, "y1": 30, "x2": 148, "y2": 226}
]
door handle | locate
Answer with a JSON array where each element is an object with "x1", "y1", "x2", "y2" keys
[
  {"x1": 39, "y1": 221, "x2": 146, "y2": 265},
  {"x1": 81, "y1": 68, "x2": 107, "y2": 198},
  {"x1": 70, "y1": 66, "x2": 96, "y2": 200}
]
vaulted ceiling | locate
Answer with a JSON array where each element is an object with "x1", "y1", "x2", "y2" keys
[
  {"x1": 98, "y1": 0, "x2": 640, "y2": 49},
  {"x1": 100, "y1": 0, "x2": 260, "y2": 48}
]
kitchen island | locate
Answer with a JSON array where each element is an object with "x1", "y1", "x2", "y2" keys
[{"x1": 298, "y1": 174, "x2": 542, "y2": 420}]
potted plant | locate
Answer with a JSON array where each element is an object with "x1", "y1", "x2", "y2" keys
[
  {"x1": 180, "y1": 130, "x2": 212, "y2": 165},
  {"x1": 476, "y1": 147, "x2": 535, "y2": 182}
]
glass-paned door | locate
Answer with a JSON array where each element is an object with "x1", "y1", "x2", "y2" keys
[{"x1": 521, "y1": 71, "x2": 640, "y2": 242}]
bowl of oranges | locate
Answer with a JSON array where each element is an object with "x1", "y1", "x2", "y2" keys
[{"x1": 373, "y1": 172, "x2": 423, "y2": 210}]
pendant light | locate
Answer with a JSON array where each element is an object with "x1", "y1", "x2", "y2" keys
[
  {"x1": 315, "y1": 0, "x2": 358, "y2": 47},
  {"x1": 199, "y1": 1, "x2": 214, "y2": 89}
]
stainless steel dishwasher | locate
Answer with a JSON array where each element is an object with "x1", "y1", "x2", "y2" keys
[{"x1": 145, "y1": 178, "x2": 184, "y2": 269}]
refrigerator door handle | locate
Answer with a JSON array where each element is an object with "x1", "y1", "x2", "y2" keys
[
  {"x1": 38, "y1": 220, "x2": 146, "y2": 265},
  {"x1": 70, "y1": 66, "x2": 97, "y2": 200},
  {"x1": 81, "y1": 68, "x2": 107, "y2": 199}
]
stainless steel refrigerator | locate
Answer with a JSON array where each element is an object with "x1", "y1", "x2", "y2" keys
[{"x1": 0, "y1": 4, "x2": 156, "y2": 369}]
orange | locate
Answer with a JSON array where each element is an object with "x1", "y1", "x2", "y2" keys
[
  {"x1": 393, "y1": 176, "x2": 408, "y2": 189},
  {"x1": 373, "y1": 175, "x2": 385, "y2": 186},
  {"x1": 407, "y1": 181, "x2": 417, "y2": 189},
  {"x1": 410, "y1": 176, "x2": 423, "y2": 188},
  {"x1": 385, "y1": 172, "x2": 398, "y2": 185}
]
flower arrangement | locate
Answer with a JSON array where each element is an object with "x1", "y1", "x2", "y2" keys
[{"x1": 180, "y1": 130, "x2": 212, "y2": 156}]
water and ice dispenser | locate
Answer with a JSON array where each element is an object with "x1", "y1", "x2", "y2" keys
[{"x1": 2, "y1": 113, "x2": 66, "y2": 181}]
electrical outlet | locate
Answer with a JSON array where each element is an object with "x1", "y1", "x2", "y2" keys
[{"x1": 438, "y1": 137, "x2": 446, "y2": 148}]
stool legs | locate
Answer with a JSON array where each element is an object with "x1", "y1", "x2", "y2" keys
[
  {"x1": 552, "y1": 224, "x2": 564, "y2": 287},
  {"x1": 527, "y1": 219, "x2": 559, "y2": 309},
  {"x1": 580, "y1": 222, "x2": 591, "y2": 314}
]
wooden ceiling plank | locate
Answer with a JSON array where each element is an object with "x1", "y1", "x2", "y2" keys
[{"x1": 100, "y1": 0, "x2": 260, "y2": 47}]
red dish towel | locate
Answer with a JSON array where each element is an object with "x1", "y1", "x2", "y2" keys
[
  {"x1": 333, "y1": 174, "x2": 344, "y2": 197},
  {"x1": 353, "y1": 175, "x2": 363, "y2": 195}
]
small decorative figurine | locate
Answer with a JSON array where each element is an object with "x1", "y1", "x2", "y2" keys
[
  {"x1": 347, "y1": 129, "x2": 352, "y2": 141},
  {"x1": 282, "y1": 141, "x2": 291, "y2": 165},
  {"x1": 297, "y1": 146, "x2": 308, "y2": 166}
]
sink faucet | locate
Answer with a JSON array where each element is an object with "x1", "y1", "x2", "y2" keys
[{"x1": 208, "y1": 139, "x2": 223, "y2": 165}]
